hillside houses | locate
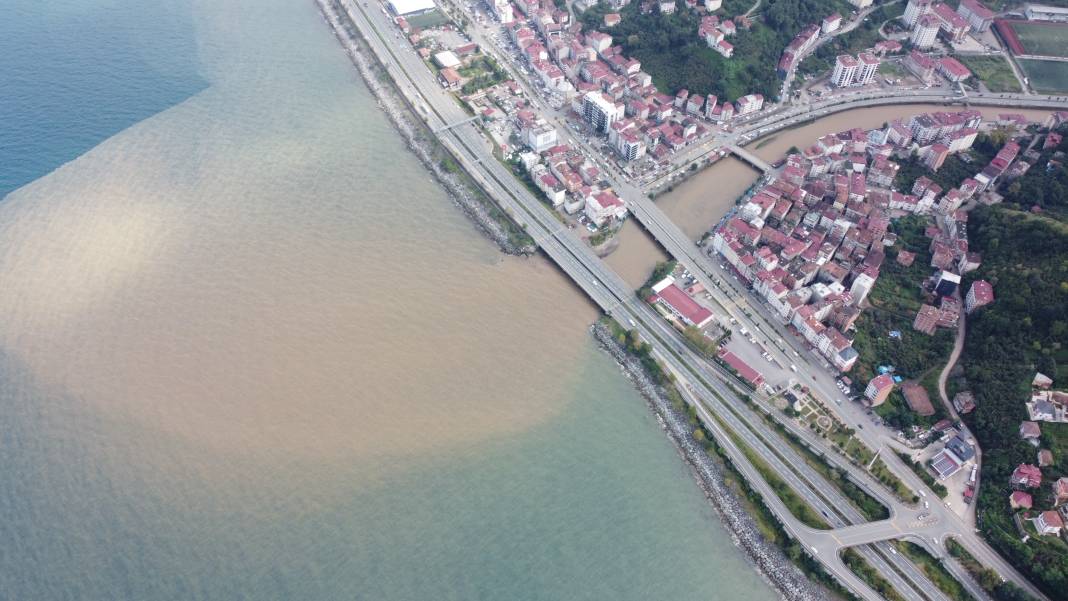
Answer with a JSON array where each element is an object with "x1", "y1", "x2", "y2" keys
[
  {"x1": 706, "y1": 110, "x2": 1013, "y2": 373},
  {"x1": 491, "y1": 0, "x2": 770, "y2": 165}
]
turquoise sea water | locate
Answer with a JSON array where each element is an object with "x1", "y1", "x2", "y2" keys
[
  {"x1": 0, "y1": 0, "x2": 206, "y2": 198},
  {"x1": 0, "y1": 1, "x2": 778, "y2": 599}
]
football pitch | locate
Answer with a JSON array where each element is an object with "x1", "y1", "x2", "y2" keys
[
  {"x1": 1019, "y1": 58, "x2": 1068, "y2": 93},
  {"x1": 1008, "y1": 21, "x2": 1068, "y2": 58}
]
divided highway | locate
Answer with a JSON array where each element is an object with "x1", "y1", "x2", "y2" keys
[{"x1": 322, "y1": 2, "x2": 1051, "y2": 599}]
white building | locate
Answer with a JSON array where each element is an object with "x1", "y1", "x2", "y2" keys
[
  {"x1": 735, "y1": 94, "x2": 764, "y2": 116},
  {"x1": 822, "y1": 13, "x2": 843, "y2": 33},
  {"x1": 856, "y1": 53, "x2": 880, "y2": 85},
  {"x1": 523, "y1": 122, "x2": 558, "y2": 152},
  {"x1": 910, "y1": 14, "x2": 941, "y2": 48},
  {"x1": 850, "y1": 271, "x2": 876, "y2": 306},
  {"x1": 582, "y1": 92, "x2": 623, "y2": 132},
  {"x1": 957, "y1": 0, "x2": 994, "y2": 32},
  {"x1": 903, "y1": 0, "x2": 933, "y2": 27},
  {"x1": 491, "y1": 0, "x2": 514, "y2": 22},
  {"x1": 831, "y1": 54, "x2": 859, "y2": 87},
  {"x1": 705, "y1": 0, "x2": 722, "y2": 9},
  {"x1": 1026, "y1": 4, "x2": 1068, "y2": 22},
  {"x1": 584, "y1": 190, "x2": 627, "y2": 225}
]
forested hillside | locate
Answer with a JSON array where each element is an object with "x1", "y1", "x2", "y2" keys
[
  {"x1": 582, "y1": 0, "x2": 852, "y2": 101},
  {"x1": 962, "y1": 205, "x2": 1068, "y2": 598}
]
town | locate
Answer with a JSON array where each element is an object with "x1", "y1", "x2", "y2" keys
[{"x1": 344, "y1": 0, "x2": 1068, "y2": 597}]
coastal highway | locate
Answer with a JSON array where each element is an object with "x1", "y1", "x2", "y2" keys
[
  {"x1": 325, "y1": 2, "x2": 908, "y2": 597},
  {"x1": 322, "y1": 2, "x2": 1047, "y2": 599}
]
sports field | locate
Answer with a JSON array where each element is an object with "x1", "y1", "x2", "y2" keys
[
  {"x1": 1019, "y1": 58, "x2": 1068, "y2": 93},
  {"x1": 1007, "y1": 21, "x2": 1068, "y2": 57}
]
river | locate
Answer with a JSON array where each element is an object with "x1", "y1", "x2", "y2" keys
[
  {"x1": 608, "y1": 103, "x2": 1056, "y2": 286},
  {"x1": 0, "y1": 0, "x2": 779, "y2": 599}
]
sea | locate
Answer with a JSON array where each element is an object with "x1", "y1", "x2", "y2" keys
[{"x1": 0, "y1": 0, "x2": 779, "y2": 599}]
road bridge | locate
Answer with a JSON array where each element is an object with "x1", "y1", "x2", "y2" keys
[
  {"x1": 726, "y1": 144, "x2": 773, "y2": 174},
  {"x1": 321, "y1": 2, "x2": 1050, "y2": 598}
]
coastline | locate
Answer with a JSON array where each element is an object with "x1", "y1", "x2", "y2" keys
[
  {"x1": 314, "y1": 0, "x2": 535, "y2": 256},
  {"x1": 591, "y1": 322, "x2": 831, "y2": 601},
  {"x1": 314, "y1": 1, "x2": 832, "y2": 597}
]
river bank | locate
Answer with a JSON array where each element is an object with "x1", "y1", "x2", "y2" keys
[
  {"x1": 591, "y1": 322, "x2": 831, "y2": 601},
  {"x1": 315, "y1": 0, "x2": 535, "y2": 255}
]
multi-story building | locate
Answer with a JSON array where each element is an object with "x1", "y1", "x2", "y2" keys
[
  {"x1": 904, "y1": 50, "x2": 937, "y2": 82},
  {"x1": 1025, "y1": 4, "x2": 1068, "y2": 22},
  {"x1": 913, "y1": 304, "x2": 941, "y2": 335},
  {"x1": 935, "y1": 270, "x2": 961, "y2": 296},
  {"x1": 523, "y1": 122, "x2": 558, "y2": 152},
  {"x1": 910, "y1": 14, "x2": 941, "y2": 48},
  {"x1": 831, "y1": 54, "x2": 859, "y2": 87},
  {"x1": 965, "y1": 279, "x2": 994, "y2": 313},
  {"x1": 582, "y1": 91, "x2": 623, "y2": 132},
  {"x1": 931, "y1": 3, "x2": 969, "y2": 42},
  {"x1": 584, "y1": 190, "x2": 627, "y2": 225},
  {"x1": 903, "y1": 0, "x2": 933, "y2": 26},
  {"x1": 736, "y1": 94, "x2": 764, "y2": 115},
  {"x1": 944, "y1": 127, "x2": 977, "y2": 152},
  {"x1": 856, "y1": 52, "x2": 880, "y2": 85},
  {"x1": 849, "y1": 271, "x2": 876, "y2": 305},
  {"x1": 608, "y1": 120, "x2": 647, "y2": 161},
  {"x1": 865, "y1": 374, "x2": 894, "y2": 406},
  {"x1": 924, "y1": 143, "x2": 950, "y2": 171},
  {"x1": 492, "y1": 0, "x2": 514, "y2": 23},
  {"x1": 957, "y1": 0, "x2": 993, "y2": 32},
  {"x1": 937, "y1": 56, "x2": 972, "y2": 82}
]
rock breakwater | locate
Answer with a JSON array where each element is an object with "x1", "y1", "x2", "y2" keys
[
  {"x1": 592, "y1": 322, "x2": 829, "y2": 601},
  {"x1": 315, "y1": 0, "x2": 535, "y2": 256}
]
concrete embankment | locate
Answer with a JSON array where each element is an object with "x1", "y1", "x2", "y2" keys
[
  {"x1": 314, "y1": 0, "x2": 535, "y2": 256},
  {"x1": 591, "y1": 323, "x2": 829, "y2": 601}
]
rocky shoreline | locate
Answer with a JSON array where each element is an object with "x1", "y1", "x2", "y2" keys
[
  {"x1": 316, "y1": 1, "x2": 828, "y2": 597},
  {"x1": 315, "y1": 0, "x2": 535, "y2": 256},
  {"x1": 591, "y1": 322, "x2": 829, "y2": 601}
]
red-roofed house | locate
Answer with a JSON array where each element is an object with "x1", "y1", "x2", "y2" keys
[
  {"x1": 1054, "y1": 477, "x2": 1068, "y2": 505},
  {"x1": 1011, "y1": 464, "x2": 1043, "y2": 489},
  {"x1": 1033, "y1": 510, "x2": 1064, "y2": 535},
  {"x1": 965, "y1": 280, "x2": 993, "y2": 313},
  {"x1": 1009, "y1": 491, "x2": 1033, "y2": 509}
]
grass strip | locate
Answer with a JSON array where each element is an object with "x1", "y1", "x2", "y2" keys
[
  {"x1": 842, "y1": 548, "x2": 907, "y2": 601},
  {"x1": 896, "y1": 541, "x2": 975, "y2": 601}
]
